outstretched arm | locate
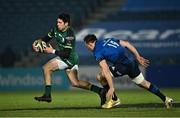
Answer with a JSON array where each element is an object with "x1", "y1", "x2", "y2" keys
[
  {"x1": 99, "y1": 59, "x2": 114, "y2": 99},
  {"x1": 120, "y1": 40, "x2": 150, "y2": 67}
]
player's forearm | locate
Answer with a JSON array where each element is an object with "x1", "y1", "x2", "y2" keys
[
  {"x1": 126, "y1": 42, "x2": 140, "y2": 58},
  {"x1": 129, "y1": 44, "x2": 140, "y2": 57},
  {"x1": 120, "y1": 40, "x2": 141, "y2": 58},
  {"x1": 101, "y1": 67, "x2": 114, "y2": 89},
  {"x1": 104, "y1": 71, "x2": 114, "y2": 89},
  {"x1": 99, "y1": 60, "x2": 115, "y2": 89}
]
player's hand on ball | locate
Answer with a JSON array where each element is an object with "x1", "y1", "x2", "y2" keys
[
  {"x1": 32, "y1": 40, "x2": 40, "y2": 52},
  {"x1": 43, "y1": 46, "x2": 55, "y2": 54},
  {"x1": 32, "y1": 44, "x2": 37, "y2": 52}
]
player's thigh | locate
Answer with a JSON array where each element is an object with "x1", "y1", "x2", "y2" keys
[
  {"x1": 109, "y1": 64, "x2": 127, "y2": 77},
  {"x1": 128, "y1": 61, "x2": 141, "y2": 78},
  {"x1": 43, "y1": 57, "x2": 68, "y2": 71}
]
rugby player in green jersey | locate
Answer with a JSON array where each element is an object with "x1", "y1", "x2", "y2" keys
[{"x1": 32, "y1": 13, "x2": 108, "y2": 106}]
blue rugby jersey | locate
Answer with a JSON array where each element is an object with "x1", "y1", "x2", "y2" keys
[{"x1": 93, "y1": 38, "x2": 135, "y2": 64}]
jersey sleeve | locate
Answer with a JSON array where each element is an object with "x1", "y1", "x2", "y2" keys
[
  {"x1": 94, "y1": 51, "x2": 104, "y2": 63},
  {"x1": 47, "y1": 28, "x2": 55, "y2": 38},
  {"x1": 42, "y1": 28, "x2": 54, "y2": 43}
]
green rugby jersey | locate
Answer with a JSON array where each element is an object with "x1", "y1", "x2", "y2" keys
[{"x1": 47, "y1": 26, "x2": 78, "y2": 67}]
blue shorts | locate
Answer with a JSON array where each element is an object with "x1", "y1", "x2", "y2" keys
[{"x1": 109, "y1": 60, "x2": 140, "y2": 78}]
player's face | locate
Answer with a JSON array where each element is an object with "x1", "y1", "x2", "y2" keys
[
  {"x1": 85, "y1": 42, "x2": 93, "y2": 51},
  {"x1": 57, "y1": 18, "x2": 68, "y2": 31}
]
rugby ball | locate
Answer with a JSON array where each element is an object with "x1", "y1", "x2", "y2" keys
[{"x1": 33, "y1": 40, "x2": 47, "y2": 53}]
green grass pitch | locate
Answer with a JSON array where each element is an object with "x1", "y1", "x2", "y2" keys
[{"x1": 0, "y1": 89, "x2": 180, "y2": 117}]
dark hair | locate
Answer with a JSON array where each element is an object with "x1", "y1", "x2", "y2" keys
[
  {"x1": 84, "y1": 34, "x2": 97, "y2": 43},
  {"x1": 58, "y1": 13, "x2": 70, "y2": 25}
]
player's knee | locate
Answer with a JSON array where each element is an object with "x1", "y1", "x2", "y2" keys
[
  {"x1": 139, "y1": 79, "x2": 151, "y2": 89},
  {"x1": 96, "y1": 73, "x2": 101, "y2": 81},
  {"x1": 132, "y1": 73, "x2": 145, "y2": 84},
  {"x1": 96, "y1": 72, "x2": 104, "y2": 81},
  {"x1": 71, "y1": 81, "x2": 80, "y2": 88},
  {"x1": 71, "y1": 83, "x2": 80, "y2": 88}
]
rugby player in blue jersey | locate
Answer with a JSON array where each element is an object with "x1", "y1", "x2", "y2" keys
[{"x1": 83, "y1": 34, "x2": 173, "y2": 109}]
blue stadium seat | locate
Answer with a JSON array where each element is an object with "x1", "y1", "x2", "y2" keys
[
  {"x1": 0, "y1": 0, "x2": 103, "y2": 67},
  {"x1": 103, "y1": 0, "x2": 180, "y2": 21}
]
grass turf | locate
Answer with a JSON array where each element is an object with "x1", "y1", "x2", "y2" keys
[{"x1": 0, "y1": 89, "x2": 180, "y2": 117}]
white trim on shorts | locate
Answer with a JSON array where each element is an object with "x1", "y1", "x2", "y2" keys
[
  {"x1": 54, "y1": 57, "x2": 78, "y2": 71},
  {"x1": 132, "y1": 72, "x2": 144, "y2": 84},
  {"x1": 110, "y1": 71, "x2": 114, "y2": 77}
]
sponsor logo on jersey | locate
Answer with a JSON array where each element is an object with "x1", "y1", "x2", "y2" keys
[{"x1": 66, "y1": 36, "x2": 74, "y2": 40}]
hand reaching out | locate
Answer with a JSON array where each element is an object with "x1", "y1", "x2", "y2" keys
[{"x1": 136, "y1": 56, "x2": 150, "y2": 68}]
